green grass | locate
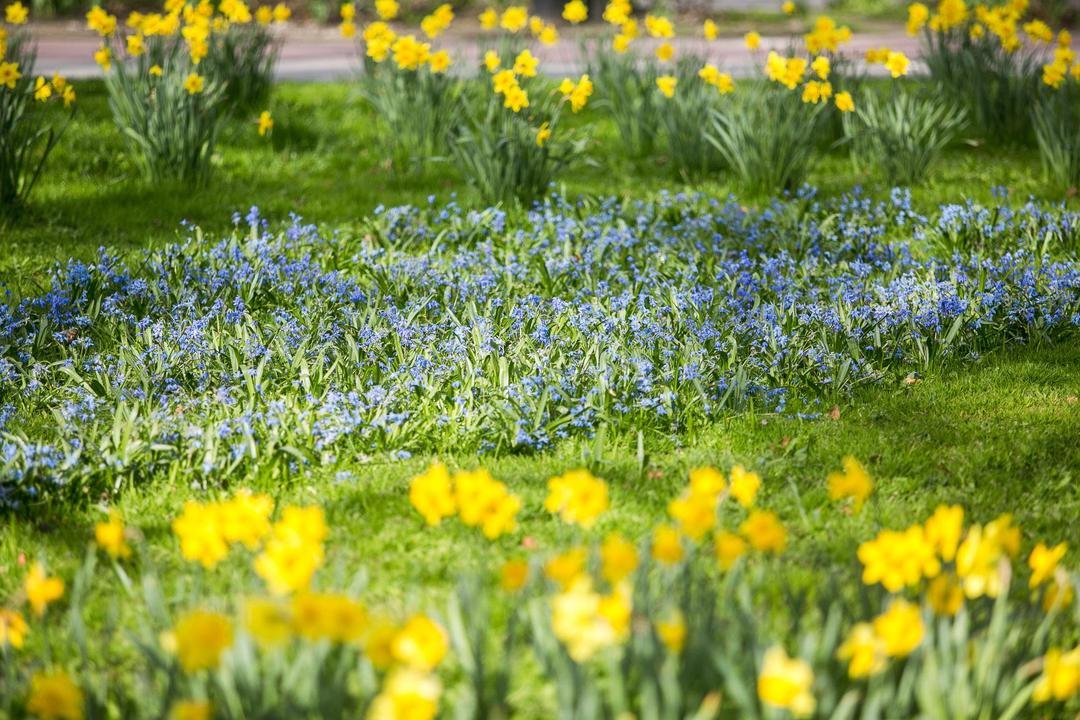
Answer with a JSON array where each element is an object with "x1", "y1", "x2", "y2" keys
[
  {"x1": 1, "y1": 79, "x2": 1072, "y2": 292},
  {"x1": 3, "y1": 339, "x2": 1077, "y2": 610},
  {"x1": 1, "y1": 77, "x2": 1078, "y2": 639}
]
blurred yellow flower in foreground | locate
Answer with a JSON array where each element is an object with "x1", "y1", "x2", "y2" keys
[
  {"x1": 24, "y1": 562, "x2": 64, "y2": 617},
  {"x1": 758, "y1": 645, "x2": 815, "y2": 717},
  {"x1": 26, "y1": 670, "x2": 84, "y2": 720},
  {"x1": 174, "y1": 609, "x2": 233, "y2": 673}
]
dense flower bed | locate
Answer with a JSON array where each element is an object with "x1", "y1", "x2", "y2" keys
[
  {"x1": 1, "y1": 188, "x2": 1079, "y2": 508},
  {"x1": 1, "y1": 461, "x2": 1077, "y2": 718}
]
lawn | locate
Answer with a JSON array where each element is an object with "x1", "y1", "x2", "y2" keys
[
  {"x1": 3, "y1": 339, "x2": 1079, "y2": 600},
  {"x1": 0, "y1": 80, "x2": 1068, "y2": 289},
  {"x1": 2, "y1": 36, "x2": 1080, "y2": 720}
]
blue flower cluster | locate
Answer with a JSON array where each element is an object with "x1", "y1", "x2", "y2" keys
[{"x1": 1, "y1": 188, "x2": 1078, "y2": 509}]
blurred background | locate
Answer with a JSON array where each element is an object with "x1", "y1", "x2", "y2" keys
[{"x1": 20, "y1": 0, "x2": 1080, "y2": 25}]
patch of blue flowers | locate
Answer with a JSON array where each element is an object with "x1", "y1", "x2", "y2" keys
[{"x1": 1, "y1": 187, "x2": 1078, "y2": 509}]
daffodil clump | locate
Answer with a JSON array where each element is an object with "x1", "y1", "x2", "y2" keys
[
  {"x1": 0, "y1": 2, "x2": 76, "y2": 210},
  {"x1": 584, "y1": 0, "x2": 739, "y2": 164},
  {"x1": 707, "y1": 33, "x2": 854, "y2": 190},
  {"x1": 1029, "y1": 19, "x2": 1080, "y2": 189},
  {"x1": 2, "y1": 457, "x2": 1077, "y2": 719},
  {"x1": 476, "y1": 3, "x2": 560, "y2": 52},
  {"x1": 90, "y1": 0, "x2": 288, "y2": 106},
  {"x1": 87, "y1": 0, "x2": 285, "y2": 185},
  {"x1": 912, "y1": 0, "x2": 1073, "y2": 143},
  {"x1": 448, "y1": 40, "x2": 593, "y2": 204},
  {"x1": 344, "y1": 4, "x2": 461, "y2": 171},
  {"x1": 2, "y1": 494, "x2": 456, "y2": 720},
  {"x1": 429, "y1": 3, "x2": 595, "y2": 201},
  {"x1": 323, "y1": 0, "x2": 1079, "y2": 197}
]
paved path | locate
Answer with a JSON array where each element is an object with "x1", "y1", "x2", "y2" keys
[{"x1": 27, "y1": 22, "x2": 1066, "y2": 80}]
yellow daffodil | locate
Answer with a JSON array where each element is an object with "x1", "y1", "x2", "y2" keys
[
  {"x1": 656, "y1": 610, "x2": 687, "y2": 653},
  {"x1": 924, "y1": 504, "x2": 964, "y2": 561},
  {"x1": 368, "y1": 669, "x2": 442, "y2": 720},
  {"x1": 758, "y1": 646, "x2": 815, "y2": 717},
  {"x1": 827, "y1": 455, "x2": 872, "y2": 511},
  {"x1": 1032, "y1": 647, "x2": 1080, "y2": 703},
  {"x1": 741, "y1": 510, "x2": 787, "y2": 554},
  {"x1": 884, "y1": 51, "x2": 910, "y2": 78},
  {"x1": 927, "y1": 573, "x2": 964, "y2": 616},
  {"x1": 392, "y1": 35, "x2": 431, "y2": 71},
  {"x1": 651, "y1": 523, "x2": 685, "y2": 563},
  {"x1": 1028, "y1": 541, "x2": 1067, "y2": 588},
  {"x1": 600, "y1": 532, "x2": 639, "y2": 583},
  {"x1": 244, "y1": 597, "x2": 292, "y2": 647},
  {"x1": 668, "y1": 490, "x2": 716, "y2": 541},
  {"x1": 714, "y1": 530, "x2": 747, "y2": 570},
  {"x1": 544, "y1": 468, "x2": 608, "y2": 528},
  {"x1": 535, "y1": 121, "x2": 551, "y2": 147},
  {"x1": 499, "y1": 559, "x2": 529, "y2": 591},
  {"x1": 170, "y1": 700, "x2": 212, "y2": 720},
  {"x1": 545, "y1": 546, "x2": 587, "y2": 589},
  {"x1": 291, "y1": 591, "x2": 367, "y2": 643},
  {"x1": 551, "y1": 577, "x2": 630, "y2": 661},
  {"x1": 452, "y1": 468, "x2": 521, "y2": 539},
  {"x1": 94, "y1": 511, "x2": 131, "y2": 559},
  {"x1": 857, "y1": 524, "x2": 940, "y2": 592},
  {"x1": 872, "y1": 599, "x2": 924, "y2": 657},
  {"x1": 93, "y1": 46, "x2": 112, "y2": 71},
  {"x1": 0, "y1": 608, "x2": 28, "y2": 649},
  {"x1": 1023, "y1": 19, "x2": 1053, "y2": 43},
  {"x1": 33, "y1": 76, "x2": 51, "y2": 102},
  {"x1": 24, "y1": 562, "x2": 64, "y2": 617},
  {"x1": 173, "y1": 610, "x2": 233, "y2": 673},
  {"x1": 837, "y1": 622, "x2": 887, "y2": 678},
  {"x1": 512, "y1": 48, "x2": 539, "y2": 77},
  {"x1": 644, "y1": 14, "x2": 674, "y2": 39},
  {"x1": 26, "y1": 671, "x2": 84, "y2": 720},
  {"x1": 804, "y1": 15, "x2": 851, "y2": 53},
  {"x1": 257, "y1": 110, "x2": 274, "y2": 136},
  {"x1": 253, "y1": 505, "x2": 326, "y2": 595},
  {"x1": 656, "y1": 74, "x2": 677, "y2": 98},
  {"x1": 907, "y1": 2, "x2": 929, "y2": 35},
  {"x1": 537, "y1": 24, "x2": 558, "y2": 44},
  {"x1": 729, "y1": 464, "x2": 761, "y2": 507},
  {"x1": 410, "y1": 462, "x2": 456, "y2": 525},
  {"x1": 375, "y1": 0, "x2": 398, "y2": 20},
  {"x1": 182, "y1": 72, "x2": 205, "y2": 95},
  {"x1": 85, "y1": 6, "x2": 116, "y2": 35},
  {"x1": 562, "y1": 0, "x2": 587, "y2": 24},
  {"x1": 559, "y1": 73, "x2": 593, "y2": 111},
  {"x1": 391, "y1": 614, "x2": 448, "y2": 671},
  {"x1": 500, "y1": 5, "x2": 529, "y2": 33}
]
